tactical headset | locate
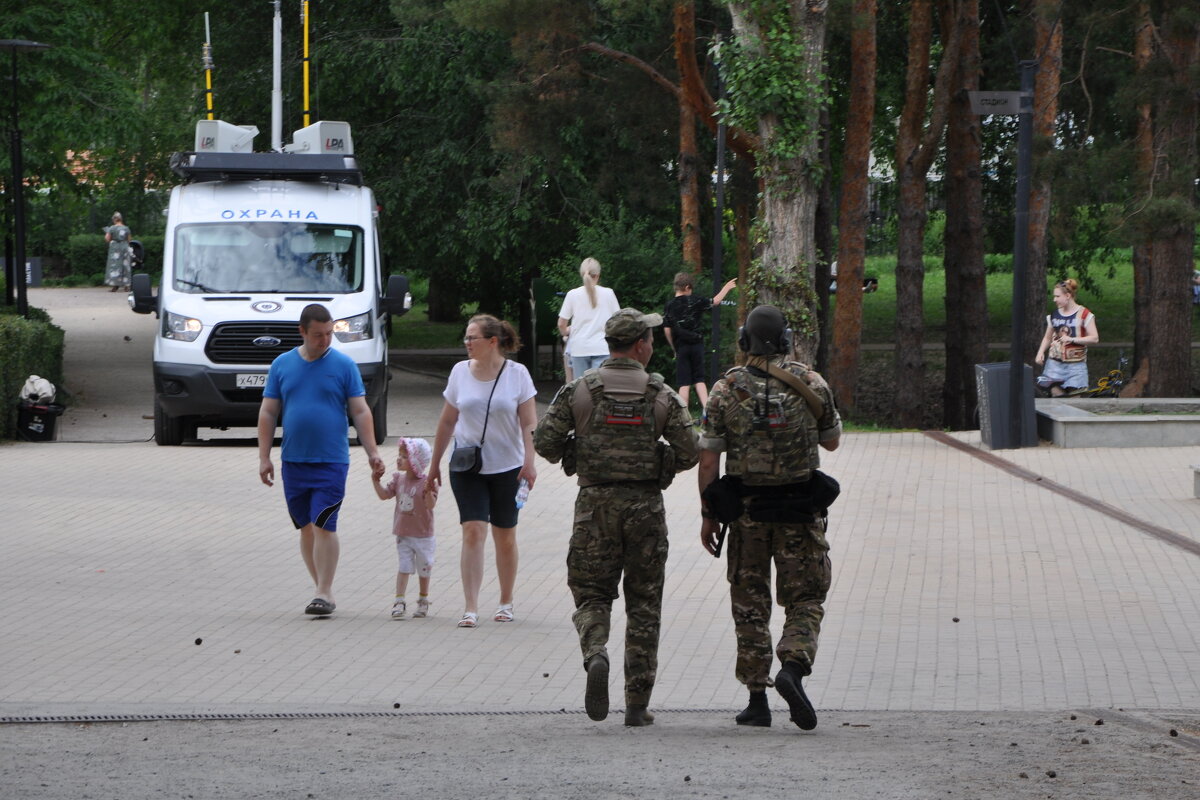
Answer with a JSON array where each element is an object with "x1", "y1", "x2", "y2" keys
[{"x1": 737, "y1": 324, "x2": 793, "y2": 355}]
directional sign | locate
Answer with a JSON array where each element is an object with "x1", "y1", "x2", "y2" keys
[{"x1": 969, "y1": 91, "x2": 1028, "y2": 116}]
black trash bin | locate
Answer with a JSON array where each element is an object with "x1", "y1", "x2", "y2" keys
[
  {"x1": 974, "y1": 362, "x2": 1037, "y2": 449},
  {"x1": 16, "y1": 402, "x2": 65, "y2": 442}
]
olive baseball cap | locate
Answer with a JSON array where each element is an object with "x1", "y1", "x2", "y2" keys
[{"x1": 605, "y1": 308, "x2": 663, "y2": 342}]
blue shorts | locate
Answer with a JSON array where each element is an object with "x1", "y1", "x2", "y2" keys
[
  {"x1": 449, "y1": 466, "x2": 522, "y2": 528},
  {"x1": 282, "y1": 462, "x2": 349, "y2": 532}
]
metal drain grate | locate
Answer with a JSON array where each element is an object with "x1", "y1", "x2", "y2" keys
[{"x1": 1, "y1": 708, "x2": 738, "y2": 725}]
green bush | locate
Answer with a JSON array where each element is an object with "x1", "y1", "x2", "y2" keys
[
  {"x1": 63, "y1": 234, "x2": 164, "y2": 283},
  {"x1": 64, "y1": 235, "x2": 106, "y2": 280},
  {"x1": 0, "y1": 306, "x2": 65, "y2": 440},
  {"x1": 137, "y1": 235, "x2": 165, "y2": 278},
  {"x1": 923, "y1": 211, "x2": 946, "y2": 256},
  {"x1": 984, "y1": 253, "x2": 1014, "y2": 274}
]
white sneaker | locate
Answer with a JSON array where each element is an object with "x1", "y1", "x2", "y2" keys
[
  {"x1": 390, "y1": 600, "x2": 407, "y2": 620},
  {"x1": 412, "y1": 598, "x2": 430, "y2": 619}
]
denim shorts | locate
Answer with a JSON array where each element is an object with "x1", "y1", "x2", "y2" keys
[
  {"x1": 1038, "y1": 358, "x2": 1088, "y2": 390},
  {"x1": 449, "y1": 466, "x2": 522, "y2": 528}
]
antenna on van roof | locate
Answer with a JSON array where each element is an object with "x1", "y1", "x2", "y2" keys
[
  {"x1": 271, "y1": 0, "x2": 283, "y2": 152},
  {"x1": 301, "y1": 0, "x2": 312, "y2": 128},
  {"x1": 202, "y1": 12, "x2": 215, "y2": 120}
]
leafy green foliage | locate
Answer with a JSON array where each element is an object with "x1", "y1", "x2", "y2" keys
[
  {"x1": 0, "y1": 308, "x2": 65, "y2": 440},
  {"x1": 717, "y1": 1, "x2": 826, "y2": 164}
]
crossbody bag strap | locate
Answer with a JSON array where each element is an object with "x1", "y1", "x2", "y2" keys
[
  {"x1": 478, "y1": 359, "x2": 507, "y2": 446},
  {"x1": 744, "y1": 355, "x2": 824, "y2": 420}
]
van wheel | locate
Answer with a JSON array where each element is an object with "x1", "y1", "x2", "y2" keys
[
  {"x1": 155, "y1": 399, "x2": 186, "y2": 446},
  {"x1": 372, "y1": 394, "x2": 388, "y2": 445}
]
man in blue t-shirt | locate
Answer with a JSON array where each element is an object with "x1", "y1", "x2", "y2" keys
[{"x1": 257, "y1": 303, "x2": 385, "y2": 616}]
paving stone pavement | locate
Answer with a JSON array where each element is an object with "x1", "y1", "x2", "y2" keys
[{"x1": 2, "y1": 288, "x2": 1198, "y2": 721}]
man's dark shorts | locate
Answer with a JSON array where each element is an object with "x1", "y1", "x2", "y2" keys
[
  {"x1": 282, "y1": 461, "x2": 349, "y2": 532},
  {"x1": 675, "y1": 341, "x2": 706, "y2": 386},
  {"x1": 449, "y1": 466, "x2": 522, "y2": 528}
]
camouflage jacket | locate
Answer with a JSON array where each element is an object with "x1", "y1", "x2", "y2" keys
[
  {"x1": 700, "y1": 358, "x2": 841, "y2": 486},
  {"x1": 534, "y1": 357, "x2": 699, "y2": 487}
]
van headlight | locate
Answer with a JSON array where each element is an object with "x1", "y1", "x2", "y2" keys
[
  {"x1": 164, "y1": 311, "x2": 203, "y2": 342},
  {"x1": 333, "y1": 312, "x2": 371, "y2": 342}
]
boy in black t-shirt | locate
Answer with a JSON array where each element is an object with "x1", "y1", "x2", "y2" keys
[{"x1": 663, "y1": 272, "x2": 737, "y2": 419}]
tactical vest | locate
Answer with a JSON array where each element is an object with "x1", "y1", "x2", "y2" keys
[
  {"x1": 572, "y1": 370, "x2": 667, "y2": 484},
  {"x1": 722, "y1": 362, "x2": 819, "y2": 486}
]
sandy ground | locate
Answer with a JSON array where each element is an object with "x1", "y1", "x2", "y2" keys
[{"x1": 2, "y1": 710, "x2": 1198, "y2": 799}]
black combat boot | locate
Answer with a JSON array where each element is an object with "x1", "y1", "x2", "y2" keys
[
  {"x1": 624, "y1": 704, "x2": 655, "y2": 727},
  {"x1": 735, "y1": 690, "x2": 771, "y2": 727},
  {"x1": 584, "y1": 653, "x2": 609, "y2": 721},
  {"x1": 774, "y1": 661, "x2": 817, "y2": 730}
]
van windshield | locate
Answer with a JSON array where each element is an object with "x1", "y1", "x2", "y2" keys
[{"x1": 173, "y1": 222, "x2": 364, "y2": 293}]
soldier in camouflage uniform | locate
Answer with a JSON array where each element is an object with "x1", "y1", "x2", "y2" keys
[
  {"x1": 534, "y1": 308, "x2": 698, "y2": 727},
  {"x1": 698, "y1": 305, "x2": 841, "y2": 730}
]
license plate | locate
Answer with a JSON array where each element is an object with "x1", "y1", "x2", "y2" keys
[{"x1": 236, "y1": 373, "x2": 267, "y2": 389}]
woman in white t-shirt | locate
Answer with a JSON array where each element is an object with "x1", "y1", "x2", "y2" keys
[
  {"x1": 429, "y1": 314, "x2": 538, "y2": 628},
  {"x1": 557, "y1": 257, "x2": 620, "y2": 377}
]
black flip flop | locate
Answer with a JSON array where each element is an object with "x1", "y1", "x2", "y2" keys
[{"x1": 305, "y1": 598, "x2": 335, "y2": 616}]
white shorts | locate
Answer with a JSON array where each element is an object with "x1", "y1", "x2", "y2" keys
[{"x1": 395, "y1": 535, "x2": 436, "y2": 577}]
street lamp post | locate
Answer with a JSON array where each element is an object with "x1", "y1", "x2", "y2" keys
[{"x1": 1, "y1": 39, "x2": 52, "y2": 319}]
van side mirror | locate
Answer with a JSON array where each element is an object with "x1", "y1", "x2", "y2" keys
[
  {"x1": 382, "y1": 274, "x2": 411, "y2": 316},
  {"x1": 129, "y1": 272, "x2": 156, "y2": 315}
]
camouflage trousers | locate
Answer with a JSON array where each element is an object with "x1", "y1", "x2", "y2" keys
[
  {"x1": 566, "y1": 483, "x2": 668, "y2": 707},
  {"x1": 725, "y1": 515, "x2": 831, "y2": 690}
]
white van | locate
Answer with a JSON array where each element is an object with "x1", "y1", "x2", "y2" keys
[{"x1": 131, "y1": 120, "x2": 410, "y2": 445}]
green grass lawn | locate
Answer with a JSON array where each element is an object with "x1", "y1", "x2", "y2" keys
[
  {"x1": 388, "y1": 305, "x2": 469, "y2": 350},
  {"x1": 852, "y1": 252, "x2": 1200, "y2": 344}
]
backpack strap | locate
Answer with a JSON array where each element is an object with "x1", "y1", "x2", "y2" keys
[
  {"x1": 743, "y1": 355, "x2": 824, "y2": 420},
  {"x1": 645, "y1": 372, "x2": 669, "y2": 437}
]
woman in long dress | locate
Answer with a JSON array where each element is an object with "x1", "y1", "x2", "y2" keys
[{"x1": 103, "y1": 212, "x2": 132, "y2": 292}]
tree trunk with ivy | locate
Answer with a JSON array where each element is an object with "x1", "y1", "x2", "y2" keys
[{"x1": 726, "y1": 0, "x2": 828, "y2": 365}]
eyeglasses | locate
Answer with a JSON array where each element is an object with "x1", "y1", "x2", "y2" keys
[{"x1": 463, "y1": 335, "x2": 493, "y2": 344}]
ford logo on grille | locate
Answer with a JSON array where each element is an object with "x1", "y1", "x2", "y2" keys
[
  {"x1": 253, "y1": 336, "x2": 282, "y2": 348},
  {"x1": 252, "y1": 301, "x2": 282, "y2": 313}
]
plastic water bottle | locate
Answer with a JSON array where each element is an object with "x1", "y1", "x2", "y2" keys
[{"x1": 515, "y1": 478, "x2": 531, "y2": 509}]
